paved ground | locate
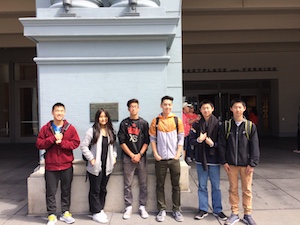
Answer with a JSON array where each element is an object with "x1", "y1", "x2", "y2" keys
[{"x1": 1, "y1": 137, "x2": 300, "y2": 225}]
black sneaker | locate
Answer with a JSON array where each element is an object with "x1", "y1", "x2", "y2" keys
[
  {"x1": 213, "y1": 211, "x2": 227, "y2": 221},
  {"x1": 194, "y1": 210, "x2": 208, "y2": 220},
  {"x1": 242, "y1": 214, "x2": 257, "y2": 225}
]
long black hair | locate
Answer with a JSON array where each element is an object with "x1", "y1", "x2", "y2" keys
[{"x1": 91, "y1": 108, "x2": 116, "y2": 145}]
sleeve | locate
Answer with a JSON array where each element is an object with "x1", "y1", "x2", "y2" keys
[
  {"x1": 189, "y1": 123, "x2": 200, "y2": 146},
  {"x1": 117, "y1": 120, "x2": 127, "y2": 145},
  {"x1": 217, "y1": 122, "x2": 227, "y2": 165},
  {"x1": 177, "y1": 118, "x2": 184, "y2": 146},
  {"x1": 35, "y1": 125, "x2": 56, "y2": 150},
  {"x1": 149, "y1": 118, "x2": 157, "y2": 143},
  {"x1": 249, "y1": 124, "x2": 260, "y2": 167},
  {"x1": 211, "y1": 123, "x2": 220, "y2": 148},
  {"x1": 143, "y1": 120, "x2": 150, "y2": 145},
  {"x1": 80, "y1": 128, "x2": 94, "y2": 161},
  {"x1": 60, "y1": 125, "x2": 80, "y2": 150}
]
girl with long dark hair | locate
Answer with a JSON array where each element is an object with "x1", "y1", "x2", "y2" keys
[{"x1": 81, "y1": 108, "x2": 117, "y2": 223}]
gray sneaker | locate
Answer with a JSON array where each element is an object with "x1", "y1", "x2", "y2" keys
[
  {"x1": 172, "y1": 211, "x2": 184, "y2": 222},
  {"x1": 242, "y1": 215, "x2": 257, "y2": 225},
  {"x1": 156, "y1": 210, "x2": 166, "y2": 222},
  {"x1": 225, "y1": 213, "x2": 239, "y2": 225},
  {"x1": 59, "y1": 211, "x2": 75, "y2": 224}
]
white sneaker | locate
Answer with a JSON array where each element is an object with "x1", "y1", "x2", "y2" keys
[
  {"x1": 156, "y1": 210, "x2": 166, "y2": 222},
  {"x1": 186, "y1": 157, "x2": 192, "y2": 163},
  {"x1": 100, "y1": 210, "x2": 108, "y2": 219},
  {"x1": 139, "y1": 205, "x2": 149, "y2": 219},
  {"x1": 47, "y1": 214, "x2": 57, "y2": 225},
  {"x1": 59, "y1": 211, "x2": 75, "y2": 224},
  {"x1": 123, "y1": 206, "x2": 132, "y2": 220},
  {"x1": 93, "y1": 212, "x2": 108, "y2": 223}
]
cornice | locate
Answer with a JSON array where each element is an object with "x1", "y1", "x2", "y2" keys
[{"x1": 34, "y1": 56, "x2": 171, "y2": 65}]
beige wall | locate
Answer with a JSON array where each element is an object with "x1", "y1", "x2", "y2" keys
[
  {"x1": 182, "y1": 0, "x2": 300, "y2": 136},
  {"x1": 0, "y1": 1, "x2": 35, "y2": 48}
]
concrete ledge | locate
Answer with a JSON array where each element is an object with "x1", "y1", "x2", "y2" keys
[{"x1": 27, "y1": 159, "x2": 190, "y2": 215}]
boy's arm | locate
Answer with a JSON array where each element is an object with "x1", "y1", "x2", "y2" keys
[
  {"x1": 218, "y1": 123, "x2": 227, "y2": 165},
  {"x1": 175, "y1": 118, "x2": 184, "y2": 159},
  {"x1": 149, "y1": 118, "x2": 161, "y2": 161},
  {"x1": 249, "y1": 123, "x2": 260, "y2": 167},
  {"x1": 36, "y1": 126, "x2": 56, "y2": 150}
]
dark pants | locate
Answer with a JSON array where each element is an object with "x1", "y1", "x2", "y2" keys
[
  {"x1": 155, "y1": 159, "x2": 181, "y2": 211},
  {"x1": 45, "y1": 166, "x2": 73, "y2": 215},
  {"x1": 88, "y1": 170, "x2": 110, "y2": 214},
  {"x1": 123, "y1": 155, "x2": 148, "y2": 207},
  {"x1": 184, "y1": 135, "x2": 193, "y2": 158}
]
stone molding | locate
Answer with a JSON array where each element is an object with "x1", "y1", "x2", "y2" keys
[
  {"x1": 34, "y1": 56, "x2": 171, "y2": 65},
  {"x1": 20, "y1": 17, "x2": 179, "y2": 50}
]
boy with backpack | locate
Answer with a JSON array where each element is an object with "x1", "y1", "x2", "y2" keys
[
  {"x1": 149, "y1": 95, "x2": 185, "y2": 222},
  {"x1": 36, "y1": 103, "x2": 80, "y2": 225},
  {"x1": 218, "y1": 99, "x2": 260, "y2": 225}
]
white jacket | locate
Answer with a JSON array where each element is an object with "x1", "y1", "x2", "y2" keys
[{"x1": 81, "y1": 127, "x2": 117, "y2": 176}]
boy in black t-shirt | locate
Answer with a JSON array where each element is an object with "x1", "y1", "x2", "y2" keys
[{"x1": 118, "y1": 99, "x2": 150, "y2": 220}]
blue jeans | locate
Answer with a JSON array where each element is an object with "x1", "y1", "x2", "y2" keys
[{"x1": 196, "y1": 163, "x2": 222, "y2": 213}]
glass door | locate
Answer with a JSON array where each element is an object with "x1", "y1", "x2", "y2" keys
[
  {"x1": 14, "y1": 63, "x2": 38, "y2": 142},
  {"x1": 15, "y1": 84, "x2": 38, "y2": 142},
  {"x1": 0, "y1": 64, "x2": 10, "y2": 141}
]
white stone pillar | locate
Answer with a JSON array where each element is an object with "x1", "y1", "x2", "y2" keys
[{"x1": 21, "y1": 0, "x2": 188, "y2": 215}]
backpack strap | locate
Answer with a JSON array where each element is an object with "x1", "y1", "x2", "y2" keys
[
  {"x1": 224, "y1": 119, "x2": 252, "y2": 140},
  {"x1": 245, "y1": 120, "x2": 253, "y2": 140},
  {"x1": 61, "y1": 123, "x2": 71, "y2": 134},
  {"x1": 225, "y1": 119, "x2": 232, "y2": 139},
  {"x1": 155, "y1": 117, "x2": 159, "y2": 134},
  {"x1": 174, "y1": 116, "x2": 178, "y2": 133}
]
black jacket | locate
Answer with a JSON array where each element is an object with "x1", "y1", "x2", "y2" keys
[
  {"x1": 189, "y1": 115, "x2": 220, "y2": 170},
  {"x1": 218, "y1": 119, "x2": 260, "y2": 167}
]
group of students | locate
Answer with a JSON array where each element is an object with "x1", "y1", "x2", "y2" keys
[{"x1": 36, "y1": 96, "x2": 260, "y2": 225}]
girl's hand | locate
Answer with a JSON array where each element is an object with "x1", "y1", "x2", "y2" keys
[{"x1": 90, "y1": 158, "x2": 96, "y2": 166}]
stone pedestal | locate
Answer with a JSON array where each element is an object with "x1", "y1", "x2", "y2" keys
[{"x1": 27, "y1": 159, "x2": 190, "y2": 215}]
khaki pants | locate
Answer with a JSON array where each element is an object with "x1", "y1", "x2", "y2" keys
[{"x1": 227, "y1": 165, "x2": 253, "y2": 215}]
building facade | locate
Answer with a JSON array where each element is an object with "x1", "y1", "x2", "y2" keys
[{"x1": 0, "y1": 0, "x2": 299, "y2": 145}]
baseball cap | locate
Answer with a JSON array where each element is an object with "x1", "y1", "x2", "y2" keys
[{"x1": 182, "y1": 102, "x2": 192, "y2": 108}]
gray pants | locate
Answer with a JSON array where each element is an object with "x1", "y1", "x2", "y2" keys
[{"x1": 123, "y1": 155, "x2": 148, "y2": 207}]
